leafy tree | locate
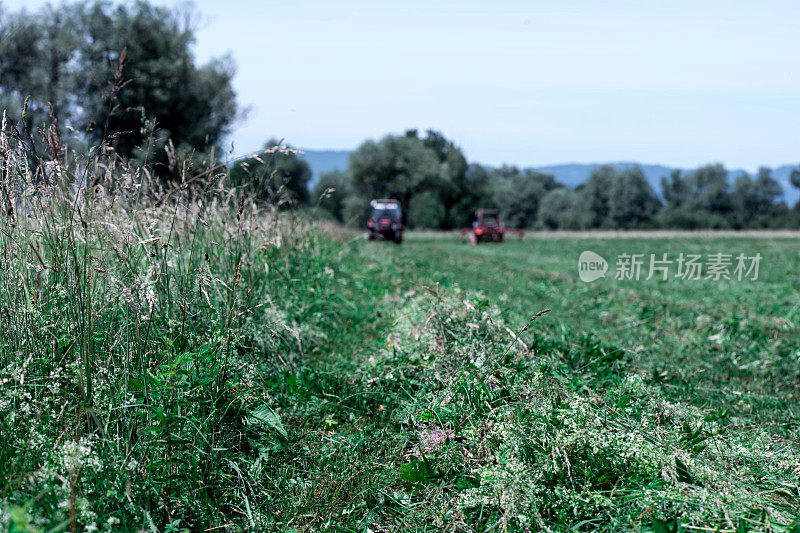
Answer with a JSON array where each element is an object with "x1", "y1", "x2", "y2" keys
[
  {"x1": 791, "y1": 168, "x2": 800, "y2": 209},
  {"x1": 661, "y1": 169, "x2": 686, "y2": 209},
  {"x1": 445, "y1": 164, "x2": 496, "y2": 228},
  {"x1": 344, "y1": 130, "x2": 477, "y2": 229},
  {"x1": 686, "y1": 164, "x2": 732, "y2": 215},
  {"x1": 581, "y1": 165, "x2": 617, "y2": 228},
  {"x1": 347, "y1": 133, "x2": 440, "y2": 227},
  {"x1": 538, "y1": 188, "x2": 589, "y2": 230},
  {"x1": 609, "y1": 168, "x2": 660, "y2": 228},
  {"x1": 658, "y1": 164, "x2": 733, "y2": 228},
  {"x1": 408, "y1": 191, "x2": 446, "y2": 229},
  {"x1": 731, "y1": 168, "x2": 782, "y2": 227},
  {"x1": 0, "y1": 1, "x2": 238, "y2": 179},
  {"x1": 312, "y1": 170, "x2": 349, "y2": 222},
  {"x1": 342, "y1": 193, "x2": 373, "y2": 228},
  {"x1": 755, "y1": 167, "x2": 781, "y2": 207},
  {"x1": 732, "y1": 172, "x2": 757, "y2": 228},
  {"x1": 228, "y1": 140, "x2": 311, "y2": 205},
  {"x1": 0, "y1": 5, "x2": 81, "y2": 132},
  {"x1": 493, "y1": 166, "x2": 560, "y2": 229},
  {"x1": 420, "y1": 130, "x2": 469, "y2": 228},
  {"x1": 660, "y1": 164, "x2": 731, "y2": 214}
]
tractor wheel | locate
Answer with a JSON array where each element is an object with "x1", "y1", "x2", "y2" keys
[{"x1": 394, "y1": 231, "x2": 403, "y2": 245}]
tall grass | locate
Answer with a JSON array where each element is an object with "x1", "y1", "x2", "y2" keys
[{"x1": 0, "y1": 111, "x2": 323, "y2": 531}]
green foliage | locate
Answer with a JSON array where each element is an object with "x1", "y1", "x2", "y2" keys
[
  {"x1": 397, "y1": 459, "x2": 437, "y2": 484},
  {"x1": 408, "y1": 190, "x2": 446, "y2": 229},
  {"x1": 248, "y1": 404, "x2": 288, "y2": 439},
  {"x1": 791, "y1": 168, "x2": 800, "y2": 208},
  {"x1": 0, "y1": 115, "x2": 366, "y2": 530},
  {"x1": 342, "y1": 190, "x2": 374, "y2": 227},
  {"x1": 609, "y1": 168, "x2": 660, "y2": 228},
  {"x1": 493, "y1": 166, "x2": 560, "y2": 229},
  {"x1": 652, "y1": 517, "x2": 680, "y2": 533},
  {"x1": 665, "y1": 164, "x2": 733, "y2": 216},
  {"x1": 732, "y1": 168, "x2": 783, "y2": 228},
  {"x1": 324, "y1": 136, "x2": 794, "y2": 231},
  {"x1": 656, "y1": 206, "x2": 729, "y2": 229},
  {"x1": 347, "y1": 129, "x2": 474, "y2": 228},
  {"x1": 447, "y1": 163, "x2": 497, "y2": 228},
  {"x1": 420, "y1": 129, "x2": 471, "y2": 228},
  {"x1": 347, "y1": 132, "x2": 440, "y2": 226},
  {"x1": 229, "y1": 140, "x2": 312, "y2": 205},
  {"x1": 661, "y1": 169, "x2": 687, "y2": 209},
  {"x1": 582, "y1": 165, "x2": 617, "y2": 228},
  {"x1": 538, "y1": 187, "x2": 590, "y2": 229},
  {"x1": 311, "y1": 169, "x2": 349, "y2": 221},
  {"x1": 657, "y1": 164, "x2": 792, "y2": 229},
  {"x1": 0, "y1": 1, "x2": 238, "y2": 180},
  {"x1": 79, "y1": 1, "x2": 237, "y2": 157},
  {"x1": 0, "y1": 6, "x2": 81, "y2": 127}
]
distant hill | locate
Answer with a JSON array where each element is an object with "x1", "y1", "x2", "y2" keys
[
  {"x1": 537, "y1": 162, "x2": 799, "y2": 205},
  {"x1": 300, "y1": 149, "x2": 799, "y2": 205},
  {"x1": 534, "y1": 162, "x2": 751, "y2": 201},
  {"x1": 534, "y1": 162, "x2": 679, "y2": 190},
  {"x1": 298, "y1": 150, "x2": 350, "y2": 181}
]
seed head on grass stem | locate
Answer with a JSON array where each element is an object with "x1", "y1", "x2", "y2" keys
[{"x1": 500, "y1": 308, "x2": 551, "y2": 361}]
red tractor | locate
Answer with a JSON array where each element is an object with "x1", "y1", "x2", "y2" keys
[{"x1": 461, "y1": 209, "x2": 522, "y2": 244}]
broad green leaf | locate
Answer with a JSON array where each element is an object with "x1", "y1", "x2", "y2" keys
[
  {"x1": 248, "y1": 404, "x2": 288, "y2": 439},
  {"x1": 398, "y1": 459, "x2": 435, "y2": 483}
]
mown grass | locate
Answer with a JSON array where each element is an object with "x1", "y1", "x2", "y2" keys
[
  {"x1": 394, "y1": 234, "x2": 800, "y2": 434},
  {"x1": 1, "y1": 114, "x2": 799, "y2": 531}
]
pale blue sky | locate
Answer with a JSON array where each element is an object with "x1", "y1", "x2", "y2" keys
[{"x1": 7, "y1": 0, "x2": 800, "y2": 170}]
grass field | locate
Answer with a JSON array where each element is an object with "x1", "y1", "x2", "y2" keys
[
  {"x1": 261, "y1": 230, "x2": 800, "y2": 531},
  {"x1": 3, "y1": 160, "x2": 800, "y2": 533},
  {"x1": 391, "y1": 233, "x2": 800, "y2": 433},
  {"x1": 330, "y1": 231, "x2": 800, "y2": 531}
]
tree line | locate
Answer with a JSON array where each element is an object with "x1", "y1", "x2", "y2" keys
[
  {"x1": 303, "y1": 130, "x2": 800, "y2": 230},
  {"x1": 4, "y1": 2, "x2": 800, "y2": 230}
]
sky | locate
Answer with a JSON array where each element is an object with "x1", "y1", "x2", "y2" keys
[{"x1": 6, "y1": 0, "x2": 800, "y2": 170}]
